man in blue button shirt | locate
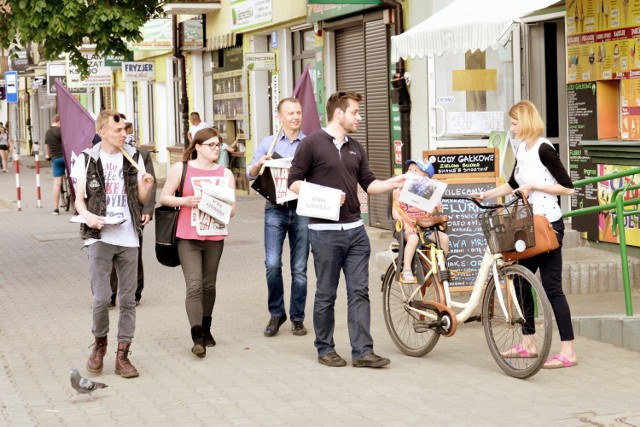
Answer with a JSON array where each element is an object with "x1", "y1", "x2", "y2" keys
[{"x1": 247, "y1": 98, "x2": 310, "y2": 337}]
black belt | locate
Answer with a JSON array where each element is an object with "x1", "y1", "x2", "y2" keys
[{"x1": 269, "y1": 200, "x2": 298, "y2": 210}]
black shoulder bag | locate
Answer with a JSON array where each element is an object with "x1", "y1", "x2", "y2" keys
[{"x1": 155, "y1": 162, "x2": 187, "y2": 267}]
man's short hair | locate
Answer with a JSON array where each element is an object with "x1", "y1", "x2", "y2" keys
[
  {"x1": 124, "y1": 122, "x2": 134, "y2": 133},
  {"x1": 52, "y1": 114, "x2": 60, "y2": 123},
  {"x1": 190, "y1": 112, "x2": 201, "y2": 121},
  {"x1": 326, "y1": 91, "x2": 363, "y2": 121},
  {"x1": 277, "y1": 97, "x2": 301, "y2": 113},
  {"x1": 95, "y1": 109, "x2": 120, "y2": 132}
]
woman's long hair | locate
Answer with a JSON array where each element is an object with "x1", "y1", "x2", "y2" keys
[{"x1": 182, "y1": 127, "x2": 222, "y2": 161}]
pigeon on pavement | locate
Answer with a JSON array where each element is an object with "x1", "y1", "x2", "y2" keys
[{"x1": 70, "y1": 368, "x2": 108, "y2": 401}]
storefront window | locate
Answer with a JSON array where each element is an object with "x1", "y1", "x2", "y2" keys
[
  {"x1": 431, "y1": 42, "x2": 515, "y2": 146},
  {"x1": 292, "y1": 29, "x2": 316, "y2": 86}
]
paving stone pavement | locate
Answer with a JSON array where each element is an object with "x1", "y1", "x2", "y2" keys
[{"x1": 1, "y1": 157, "x2": 639, "y2": 426}]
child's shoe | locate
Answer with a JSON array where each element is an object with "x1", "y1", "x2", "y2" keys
[{"x1": 401, "y1": 269, "x2": 416, "y2": 283}]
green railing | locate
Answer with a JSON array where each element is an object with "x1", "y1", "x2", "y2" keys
[{"x1": 563, "y1": 167, "x2": 640, "y2": 316}]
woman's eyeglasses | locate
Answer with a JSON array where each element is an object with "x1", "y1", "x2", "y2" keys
[{"x1": 201, "y1": 142, "x2": 221, "y2": 150}]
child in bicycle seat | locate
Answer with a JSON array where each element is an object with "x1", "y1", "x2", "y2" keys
[{"x1": 392, "y1": 159, "x2": 449, "y2": 283}]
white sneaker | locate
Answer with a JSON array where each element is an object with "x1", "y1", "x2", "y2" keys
[{"x1": 401, "y1": 269, "x2": 416, "y2": 283}]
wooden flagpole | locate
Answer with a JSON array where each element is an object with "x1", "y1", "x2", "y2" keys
[{"x1": 258, "y1": 122, "x2": 283, "y2": 176}]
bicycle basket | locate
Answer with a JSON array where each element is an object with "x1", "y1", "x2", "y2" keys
[{"x1": 478, "y1": 202, "x2": 535, "y2": 254}]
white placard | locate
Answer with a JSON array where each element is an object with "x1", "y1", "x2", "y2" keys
[
  {"x1": 398, "y1": 176, "x2": 448, "y2": 214},
  {"x1": 122, "y1": 62, "x2": 155, "y2": 81},
  {"x1": 446, "y1": 111, "x2": 504, "y2": 135},
  {"x1": 264, "y1": 157, "x2": 298, "y2": 204},
  {"x1": 296, "y1": 182, "x2": 341, "y2": 221}
]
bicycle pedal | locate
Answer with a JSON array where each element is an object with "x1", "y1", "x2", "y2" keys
[
  {"x1": 413, "y1": 321, "x2": 435, "y2": 333},
  {"x1": 389, "y1": 241, "x2": 399, "y2": 253}
]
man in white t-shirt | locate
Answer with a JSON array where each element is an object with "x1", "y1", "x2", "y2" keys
[
  {"x1": 187, "y1": 112, "x2": 209, "y2": 143},
  {"x1": 71, "y1": 110, "x2": 155, "y2": 379}
]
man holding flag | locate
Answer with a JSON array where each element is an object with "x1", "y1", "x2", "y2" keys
[{"x1": 247, "y1": 66, "x2": 321, "y2": 338}]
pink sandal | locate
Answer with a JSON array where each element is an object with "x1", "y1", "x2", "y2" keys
[
  {"x1": 543, "y1": 353, "x2": 578, "y2": 369},
  {"x1": 501, "y1": 343, "x2": 538, "y2": 358}
]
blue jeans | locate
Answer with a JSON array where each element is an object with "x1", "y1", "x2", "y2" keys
[
  {"x1": 264, "y1": 202, "x2": 310, "y2": 321},
  {"x1": 310, "y1": 226, "x2": 373, "y2": 360}
]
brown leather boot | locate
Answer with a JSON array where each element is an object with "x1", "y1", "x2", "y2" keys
[
  {"x1": 86, "y1": 336, "x2": 108, "y2": 374},
  {"x1": 115, "y1": 342, "x2": 139, "y2": 378}
]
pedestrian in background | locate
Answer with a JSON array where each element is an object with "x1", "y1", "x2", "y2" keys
[
  {"x1": 471, "y1": 100, "x2": 578, "y2": 369},
  {"x1": 247, "y1": 98, "x2": 310, "y2": 337},
  {"x1": 159, "y1": 127, "x2": 236, "y2": 358},
  {"x1": 187, "y1": 112, "x2": 209, "y2": 143},
  {"x1": 110, "y1": 121, "x2": 156, "y2": 307},
  {"x1": 71, "y1": 110, "x2": 155, "y2": 378},
  {"x1": 288, "y1": 91, "x2": 405, "y2": 368},
  {"x1": 44, "y1": 114, "x2": 64, "y2": 214},
  {"x1": 0, "y1": 123, "x2": 10, "y2": 173}
]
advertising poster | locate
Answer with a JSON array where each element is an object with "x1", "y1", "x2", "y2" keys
[{"x1": 597, "y1": 164, "x2": 640, "y2": 247}]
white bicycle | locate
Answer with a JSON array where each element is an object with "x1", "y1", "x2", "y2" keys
[{"x1": 381, "y1": 194, "x2": 553, "y2": 379}]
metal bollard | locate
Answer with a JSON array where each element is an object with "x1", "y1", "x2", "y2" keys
[
  {"x1": 13, "y1": 152, "x2": 21, "y2": 211},
  {"x1": 34, "y1": 152, "x2": 42, "y2": 208}
]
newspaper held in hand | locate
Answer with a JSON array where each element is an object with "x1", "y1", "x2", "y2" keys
[
  {"x1": 398, "y1": 175, "x2": 447, "y2": 213},
  {"x1": 296, "y1": 182, "x2": 341, "y2": 221},
  {"x1": 263, "y1": 157, "x2": 298, "y2": 204},
  {"x1": 201, "y1": 181, "x2": 235, "y2": 204},
  {"x1": 191, "y1": 176, "x2": 229, "y2": 235},
  {"x1": 70, "y1": 215, "x2": 127, "y2": 225},
  {"x1": 198, "y1": 193, "x2": 232, "y2": 225}
]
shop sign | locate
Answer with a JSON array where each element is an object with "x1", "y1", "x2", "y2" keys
[
  {"x1": 66, "y1": 53, "x2": 113, "y2": 88},
  {"x1": 128, "y1": 19, "x2": 172, "y2": 50},
  {"x1": 47, "y1": 62, "x2": 87, "y2": 95},
  {"x1": 245, "y1": 52, "x2": 276, "y2": 71},
  {"x1": 230, "y1": 0, "x2": 272, "y2": 32},
  {"x1": 104, "y1": 53, "x2": 134, "y2": 68},
  {"x1": 122, "y1": 62, "x2": 155, "y2": 81},
  {"x1": 179, "y1": 17, "x2": 204, "y2": 50},
  {"x1": 308, "y1": 0, "x2": 380, "y2": 3},
  {"x1": 4, "y1": 71, "x2": 18, "y2": 103},
  {"x1": 307, "y1": 2, "x2": 379, "y2": 22},
  {"x1": 224, "y1": 48, "x2": 244, "y2": 72}
]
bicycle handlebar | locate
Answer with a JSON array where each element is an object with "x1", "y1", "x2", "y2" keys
[{"x1": 442, "y1": 191, "x2": 524, "y2": 211}]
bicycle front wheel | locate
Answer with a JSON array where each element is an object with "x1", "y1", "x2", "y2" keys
[
  {"x1": 382, "y1": 259, "x2": 440, "y2": 357},
  {"x1": 482, "y1": 264, "x2": 552, "y2": 379},
  {"x1": 60, "y1": 176, "x2": 71, "y2": 211}
]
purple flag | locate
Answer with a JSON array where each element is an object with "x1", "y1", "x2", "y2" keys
[
  {"x1": 55, "y1": 80, "x2": 96, "y2": 198},
  {"x1": 292, "y1": 64, "x2": 321, "y2": 136}
]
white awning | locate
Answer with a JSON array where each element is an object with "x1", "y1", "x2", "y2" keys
[{"x1": 391, "y1": 0, "x2": 561, "y2": 61}]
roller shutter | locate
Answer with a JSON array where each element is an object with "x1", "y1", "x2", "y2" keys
[{"x1": 336, "y1": 18, "x2": 391, "y2": 229}]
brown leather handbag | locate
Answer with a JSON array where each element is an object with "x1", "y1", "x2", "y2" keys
[{"x1": 503, "y1": 213, "x2": 560, "y2": 262}]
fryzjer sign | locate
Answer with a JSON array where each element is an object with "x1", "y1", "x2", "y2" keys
[{"x1": 122, "y1": 62, "x2": 155, "y2": 82}]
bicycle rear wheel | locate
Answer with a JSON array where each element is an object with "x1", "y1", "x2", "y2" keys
[
  {"x1": 482, "y1": 264, "x2": 552, "y2": 379},
  {"x1": 382, "y1": 258, "x2": 441, "y2": 357}
]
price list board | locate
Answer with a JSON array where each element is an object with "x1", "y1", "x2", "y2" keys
[
  {"x1": 567, "y1": 83, "x2": 600, "y2": 239},
  {"x1": 423, "y1": 148, "x2": 499, "y2": 290}
]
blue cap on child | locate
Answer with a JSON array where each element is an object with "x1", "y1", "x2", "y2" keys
[{"x1": 405, "y1": 159, "x2": 435, "y2": 178}]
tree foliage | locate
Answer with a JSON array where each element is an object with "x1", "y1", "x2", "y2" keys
[{"x1": 0, "y1": 0, "x2": 164, "y2": 77}]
